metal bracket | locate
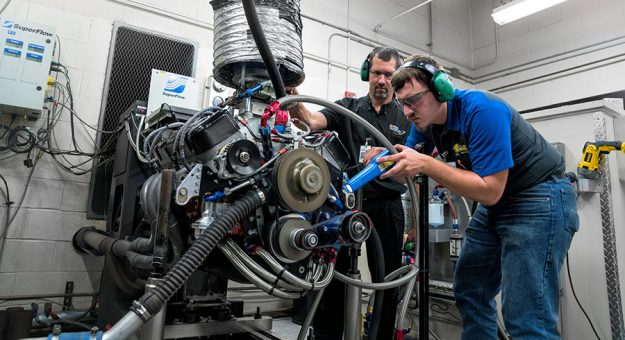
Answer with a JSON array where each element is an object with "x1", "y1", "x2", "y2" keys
[
  {"x1": 63, "y1": 281, "x2": 74, "y2": 311},
  {"x1": 576, "y1": 178, "x2": 603, "y2": 193},
  {"x1": 175, "y1": 164, "x2": 202, "y2": 205}
]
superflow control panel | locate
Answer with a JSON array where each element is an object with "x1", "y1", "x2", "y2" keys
[{"x1": 0, "y1": 18, "x2": 55, "y2": 117}]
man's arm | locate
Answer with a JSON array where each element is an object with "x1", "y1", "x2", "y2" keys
[
  {"x1": 286, "y1": 87, "x2": 328, "y2": 131},
  {"x1": 379, "y1": 145, "x2": 508, "y2": 206}
]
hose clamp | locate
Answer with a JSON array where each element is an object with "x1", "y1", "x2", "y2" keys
[
  {"x1": 256, "y1": 189, "x2": 266, "y2": 203},
  {"x1": 131, "y1": 300, "x2": 151, "y2": 321}
]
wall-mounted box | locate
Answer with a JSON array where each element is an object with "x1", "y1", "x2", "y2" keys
[{"x1": 0, "y1": 18, "x2": 55, "y2": 118}]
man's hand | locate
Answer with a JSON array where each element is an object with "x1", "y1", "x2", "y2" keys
[
  {"x1": 286, "y1": 87, "x2": 299, "y2": 96},
  {"x1": 284, "y1": 87, "x2": 328, "y2": 131},
  {"x1": 285, "y1": 86, "x2": 304, "y2": 114},
  {"x1": 406, "y1": 228, "x2": 416, "y2": 243},
  {"x1": 377, "y1": 144, "x2": 431, "y2": 180},
  {"x1": 285, "y1": 87, "x2": 301, "y2": 110},
  {"x1": 363, "y1": 147, "x2": 385, "y2": 165}
]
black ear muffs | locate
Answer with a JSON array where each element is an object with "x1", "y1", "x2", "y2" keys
[
  {"x1": 360, "y1": 55, "x2": 371, "y2": 81},
  {"x1": 398, "y1": 60, "x2": 455, "y2": 102}
]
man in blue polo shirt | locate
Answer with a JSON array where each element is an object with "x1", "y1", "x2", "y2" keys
[{"x1": 367, "y1": 54, "x2": 579, "y2": 339}]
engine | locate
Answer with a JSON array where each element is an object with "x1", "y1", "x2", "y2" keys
[
  {"x1": 62, "y1": 1, "x2": 421, "y2": 339},
  {"x1": 143, "y1": 97, "x2": 367, "y2": 267}
]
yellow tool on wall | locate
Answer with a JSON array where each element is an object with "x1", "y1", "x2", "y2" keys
[{"x1": 577, "y1": 141, "x2": 625, "y2": 178}]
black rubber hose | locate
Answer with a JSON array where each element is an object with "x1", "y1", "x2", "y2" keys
[
  {"x1": 242, "y1": 0, "x2": 287, "y2": 99},
  {"x1": 73, "y1": 227, "x2": 151, "y2": 256},
  {"x1": 368, "y1": 227, "x2": 385, "y2": 340},
  {"x1": 73, "y1": 228, "x2": 155, "y2": 271},
  {"x1": 126, "y1": 250, "x2": 154, "y2": 270},
  {"x1": 137, "y1": 189, "x2": 266, "y2": 316}
]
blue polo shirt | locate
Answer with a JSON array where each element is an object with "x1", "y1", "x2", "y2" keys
[{"x1": 405, "y1": 89, "x2": 563, "y2": 197}]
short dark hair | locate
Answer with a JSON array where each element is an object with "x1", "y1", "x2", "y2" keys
[
  {"x1": 391, "y1": 55, "x2": 444, "y2": 92},
  {"x1": 369, "y1": 46, "x2": 402, "y2": 69}
]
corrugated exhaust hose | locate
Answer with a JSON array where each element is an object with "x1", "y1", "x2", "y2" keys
[{"x1": 136, "y1": 189, "x2": 266, "y2": 317}]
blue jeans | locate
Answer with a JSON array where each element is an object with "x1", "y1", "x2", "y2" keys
[{"x1": 454, "y1": 177, "x2": 579, "y2": 339}]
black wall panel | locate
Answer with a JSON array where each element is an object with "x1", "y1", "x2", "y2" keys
[{"x1": 87, "y1": 24, "x2": 197, "y2": 218}]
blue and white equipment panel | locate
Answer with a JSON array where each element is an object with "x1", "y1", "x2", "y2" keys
[{"x1": 0, "y1": 18, "x2": 55, "y2": 117}]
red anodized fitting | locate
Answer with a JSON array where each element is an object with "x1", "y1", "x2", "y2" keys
[{"x1": 260, "y1": 101, "x2": 282, "y2": 128}]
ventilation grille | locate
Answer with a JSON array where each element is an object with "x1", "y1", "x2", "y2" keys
[{"x1": 87, "y1": 24, "x2": 197, "y2": 218}]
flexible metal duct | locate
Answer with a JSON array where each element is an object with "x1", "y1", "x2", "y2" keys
[{"x1": 210, "y1": 0, "x2": 305, "y2": 88}]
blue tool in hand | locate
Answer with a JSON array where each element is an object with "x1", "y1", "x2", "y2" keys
[{"x1": 344, "y1": 149, "x2": 395, "y2": 193}]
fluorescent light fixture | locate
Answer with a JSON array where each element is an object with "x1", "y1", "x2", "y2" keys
[{"x1": 491, "y1": 0, "x2": 568, "y2": 25}]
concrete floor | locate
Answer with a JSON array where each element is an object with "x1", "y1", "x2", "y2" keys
[
  {"x1": 267, "y1": 299, "x2": 463, "y2": 340},
  {"x1": 270, "y1": 317, "x2": 305, "y2": 339}
]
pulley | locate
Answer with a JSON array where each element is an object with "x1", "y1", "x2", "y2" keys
[
  {"x1": 225, "y1": 139, "x2": 261, "y2": 176},
  {"x1": 343, "y1": 212, "x2": 372, "y2": 244},
  {"x1": 267, "y1": 214, "x2": 317, "y2": 263},
  {"x1": 272, "y1": 148, "x2": 331, "y2": 212}
]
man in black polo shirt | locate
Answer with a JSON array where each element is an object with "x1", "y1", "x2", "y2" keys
[{"x1": 287, "y1": 46, "x2": 410, "y2": 339}]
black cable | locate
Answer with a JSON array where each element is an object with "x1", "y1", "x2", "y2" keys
[
  {"x1": 25, "y1": 84, "x2": 122, "y2": 175},
  {"x1": 0, "y1": 147, "x2": 46, "y2": 274},
  {"x1": 0, "y1": 174, "x2": 11, "y2": 250},
  {"x1": 56, "y1": 101, "x2": 122, "y2": 134},
  {"x1": 71, "y1": 294, "x2": 99, "y2": 322},
  {"x1": 566, "y1": 255, "x2": 602, "y2": 340},
  {"x1": 51, "y1": 62, "x2": 89, "y2": 158},
  {"x1": 238, "y1": 118, "x2": 262, "y2": 140},
  {"x1": 0, "y1": 0, "x2": 13, "y2": 14},
  {"x1": 0, "y1": 174, "x2": 11, "y2": 201},
  {"x1": 430, "y1": 300, "x2": 461, "y2": 322},
  {"x1": 7, "y1": 127, "x2": 36, "y2": 153},
  {"x1": 0, "y1": 116, "x2": 16, "y2": 154},
  {"x1": 47, "y1": 82, "x2": 80, "y2": 170},
  {"x1": 47, "y1": 318, "x2": 93, "y2": 331},
  {"x1": 0, "y1": 154, "x2": 38, "y2": 252},
  {"x1": 0, "y1": 153, "x2": 17, "y2": 162},
  {"x1": 50, "y1": 66, "x2": 78, "y2": 152},
  {"x1": 0, "y1": 123, "x2": 11, "y2": 152},
  {"x1": 51, "y1": 38, "x2": 61, "y2": 139},
  {"x1": 242, "y1": 0, "x2": 287, "y2": 99},
  {"x1": 367, "y1": 227, "x2": 385, "y2": 340},
  {"x1": 30, "y1": 301, "x2": 95, "y2": 331}
]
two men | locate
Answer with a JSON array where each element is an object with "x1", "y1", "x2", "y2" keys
[
  {"x1": 368, "y1": 55, "x2": 579, "y2": 339},
  {"x1": 287, "y1": 46, "x2": 410, "y2": 339}
]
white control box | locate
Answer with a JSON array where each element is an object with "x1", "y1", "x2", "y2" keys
[
  {"x1": 0, "y1": 18, "x2": 55, "y2": 117},
  {"x1": 146, "y1": 69, "x2": 200, "y2": 126}
]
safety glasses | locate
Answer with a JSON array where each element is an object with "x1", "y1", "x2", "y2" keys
[{"x1": 398, "y1": 89, "x2": 430, "y2": 108}]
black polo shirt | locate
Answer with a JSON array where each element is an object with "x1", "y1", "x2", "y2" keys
[{"x1": 320, "y1": 95, "x2": 411, "y2": 198}]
